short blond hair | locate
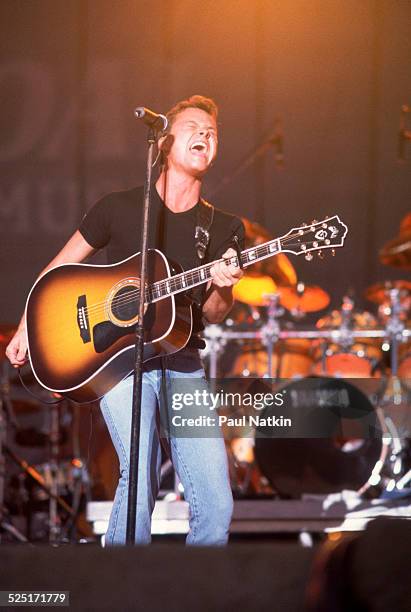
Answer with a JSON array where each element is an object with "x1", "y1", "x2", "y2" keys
[{"x1": 166, "y1": 95, "x2": 218, "y2": 131}]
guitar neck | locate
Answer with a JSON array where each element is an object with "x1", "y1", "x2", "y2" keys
[
  {"x1": 147, "y1": 239, "x2": 281, "y2": 303},
  {"x1": 147, "y1": 214, "x2": 347, "y2": 303}
]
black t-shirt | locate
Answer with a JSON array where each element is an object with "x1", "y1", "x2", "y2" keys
[{"x1": 79, "y1": 185, "x2": 245, "y2": 339}]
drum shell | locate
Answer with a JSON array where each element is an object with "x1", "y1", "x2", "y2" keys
[
  {"x1": 231, "y1": 339, "x2": 313, "y2": 379},
  {"x1": 254, "y1": 376, "x2": 388, "y2": 498},
  {"x1": 312, "y1": 342, "x2": 382, "y2": 377},
  {"x1": 312, "y1": 310, "x2": 382, "y2": 378}
]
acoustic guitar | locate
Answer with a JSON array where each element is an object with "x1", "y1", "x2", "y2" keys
[{"x1": 25, "y1": 216, "x2": 348, "y2": 402}]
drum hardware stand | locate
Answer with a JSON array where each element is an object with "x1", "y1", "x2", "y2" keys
[
  {"x1": 376, "y1": 288, "x2": 410, "y2": 491},
  {"x1": 24, "y1": 400, "x2": 91, "y2": 543},
  {"x1": 332, "y1": 298, "x2": 356, "y2": 364},
  {"x1": 318, "y1": 296, "x2": 355, "y2": 375},
  {"x1": 382, "y1": 288, "x2": 407, "y2": 406},
  {"x1": 202, "y1": 322, "x2": 411, "y2": 381},
  {"x1": 260, "y1": 294, "x2": 283, "y2": 378},
  {"x1": 204, "y1": 324, "x2": 228, "y2": 384},
  {"x1": 339, "y1": 296, "x2": 355, "y2": 349},
  {"x1": 60, "y1": 402, "x2": 92, "y2": 542},
  {"x1": 0, "y1": 361, "x2": 28, "y2": 543},
  {"x1": 48, "y1": 400, "x2": 61, "y2": 543},
  {"x1": 289, "y1": 283, "x2": 309, "y2": 321},
  {"x1": 4, "y1": 446, "x2": 76, "y2": 519}
]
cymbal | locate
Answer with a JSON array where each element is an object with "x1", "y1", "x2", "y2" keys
[
  {"x1": 379, "y1": 233, "x2": 411, "y2": 269},
  {"x1": 233, "y1": 274, "x2": 277, "y2": 307},
  {"x1": 364, "y1": 280, "x2": 411, "y2": 304},
  {"x1": 260, "y1": 253, "x2": 297, "y2": 287},
  {"x1": 279, "y1": 284, "x2": 330, "y2": 313},
  {"x1": 241, "y1": 217, "x2": 297, "y2": 286}
]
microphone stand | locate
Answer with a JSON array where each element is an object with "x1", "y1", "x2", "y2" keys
[{"x1": 125, "y1": 124, "x2": 161, "y2": 545}]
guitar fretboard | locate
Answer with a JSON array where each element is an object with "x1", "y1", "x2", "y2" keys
[{"x1": 146, "y1": 238, "x2": 281, "y2": 302}]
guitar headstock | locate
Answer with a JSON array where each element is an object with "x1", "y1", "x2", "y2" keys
[{"x1": 279, "y1": 215, "x2": 348, "y2": 259}]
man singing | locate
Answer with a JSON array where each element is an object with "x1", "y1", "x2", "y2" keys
[{"x1": 6, "y1": 95, "x2": 245, "y2": 545}]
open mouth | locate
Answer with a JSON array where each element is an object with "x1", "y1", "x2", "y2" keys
[{"x1": 190, "y1": 141, "x2": 208, "y2": 155}]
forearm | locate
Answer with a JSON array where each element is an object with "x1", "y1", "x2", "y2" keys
[
  {"x1": 21, "y1": 231, "x2": 95, "y2": 324},
  {"x1": 202, "y1": 285, "x2": 234, "y2": 323},
  {"x1": 6, "y1": 230, "x2": 95, "y2": 367}
]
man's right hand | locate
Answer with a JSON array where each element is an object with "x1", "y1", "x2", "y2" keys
[{"x1": 5, "y1": 328, "x2": 29, "y2": 368}]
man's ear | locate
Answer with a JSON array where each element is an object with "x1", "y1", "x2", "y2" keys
[{"x1": 158, "y1": 133, "x2": 174, "y2": 157}]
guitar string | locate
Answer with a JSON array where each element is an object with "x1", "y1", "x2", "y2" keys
[
  {"x1": 81, "y1": 259, "x2": 221, "y2": 318},
  {"x1": 81, "y1": 233, "x2": 325, "y2": 319},
  {"x1": 80, "y1": 237, "x2": 323, "y2": 320},
  {"x1": 79, "y1": 227, "x2": 335, "y2": 318}
]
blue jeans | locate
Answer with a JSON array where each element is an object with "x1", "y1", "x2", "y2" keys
[{"x1": 100, "y1": 348, "x2": 233, "y2": 545}]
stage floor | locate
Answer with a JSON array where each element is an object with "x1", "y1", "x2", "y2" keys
[{"x1": 87, "y1": 493, "x2": 411, "y2": 538}]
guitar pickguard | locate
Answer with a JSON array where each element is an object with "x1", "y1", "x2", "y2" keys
[
  {"x1": 92, "y1": 320, "x2": 133, "y2": 353},
  {"x1": 92, "y1": 305, "x2": 156, "y2": 353}
]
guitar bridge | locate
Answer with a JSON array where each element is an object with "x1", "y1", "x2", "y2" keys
[{"x1": 77, "y1": 295, "x2": 91, "y2": 343}]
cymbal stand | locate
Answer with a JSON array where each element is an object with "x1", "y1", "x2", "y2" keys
[
  {"x1": 320, "y1": 296, "x2": 355, "y2": 374},
  {"x1": 339, "y1": 296, "x2": 355, "y2": 347},
  {"x1": 60, "y1": 406, "x2": 92, "y2": 542},
  {"x1": 384, "y1": 288, "x2": 406, "y2": 403},
  {"x1": 289, "y1": 283, "x2": 308, "y2": 321},
  {"x1": 260, "y1": 294, "x2": 283, "y2": 378},
  {"x1": 48, "y1": 401, "x2": 60, "y2": 544},
  {"x1": 0, "y1": 361, "x2": 28, "y2": 543},
  {"x1": 380, "y1": 288, "x2": 410, "y2": 489},
  {"x1": 204, "y1": 324, "x2": 227, "y2": 388}
]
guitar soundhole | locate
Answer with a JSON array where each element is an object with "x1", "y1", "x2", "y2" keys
[{"x1": 111, "y1": 286, "x2": 139, "y2": 322}]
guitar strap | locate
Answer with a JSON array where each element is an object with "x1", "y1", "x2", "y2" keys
[
  {"x1": 195, "y1": 198, "x2": 214, "y2": 261},
  {"x1": 191, "y1": 198, "x2": 214, "y2": 306}
]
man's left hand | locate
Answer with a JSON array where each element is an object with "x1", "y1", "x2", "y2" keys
[{"x1": 209, "y1": 247, "x2": 244, "y2": 287}]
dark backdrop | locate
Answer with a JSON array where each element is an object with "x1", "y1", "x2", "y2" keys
[{"x1": 1, "y1": 0, "x2": 410, "y2": 324}]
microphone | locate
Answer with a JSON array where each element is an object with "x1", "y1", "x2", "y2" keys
[{"x1": 134, "y1": 107, "x2": 168, "y2": 132}]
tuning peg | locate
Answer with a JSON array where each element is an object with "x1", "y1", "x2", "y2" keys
[
  {"x1": 317, "y1": 250, "x2": 324, "y2": 259},
  {"x1": 311, "y1": 219, "x2": 318, "y2": 224},
  {"x1": 331, "y1": 249, "x2": 335, "y2": 256},
  {"x1": 305, "y1": 252, "x2": 313, "y2": 261}
]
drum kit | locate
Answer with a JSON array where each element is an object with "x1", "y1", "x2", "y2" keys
[{"x1": 202, "y1": 214, "x2": 411, "y2": 499}]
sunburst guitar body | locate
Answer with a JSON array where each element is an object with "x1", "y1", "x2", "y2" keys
[{"x1": 26, "y1": 250, "x2": 192, "y2": 402}]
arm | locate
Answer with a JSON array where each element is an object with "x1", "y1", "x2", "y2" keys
[
  {"x1": 5, "y1": 230, "x2": 96, "y2": 367},
  {"x1": 202, "y1": 247, "x2": 243, "y2": 323}
]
